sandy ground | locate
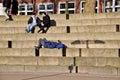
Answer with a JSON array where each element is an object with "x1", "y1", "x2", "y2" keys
[{"x1": 0, "y1": 72, "x2": 120, "y2": 80}]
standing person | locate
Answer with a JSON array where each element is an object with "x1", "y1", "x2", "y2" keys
[
  {"x1": 37, "y1": 12, "x2": 51, "y2": 33},
  {"x1": 3, "y1": 0, "x2": 13, "y2": 21},
  {"x1": 11, "y1": 0, "x2": 18, "y2": 15},
  {"x1": 25, "y1": 12, "x2": 42, "y2": 33}
]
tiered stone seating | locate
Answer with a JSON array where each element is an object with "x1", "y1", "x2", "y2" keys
[
  {"x1": 0, "y1": 25, "x2": 119, "y2": 34},
  {"x1": 0, "y1": 12, "x2": 120, "y2": 75}
]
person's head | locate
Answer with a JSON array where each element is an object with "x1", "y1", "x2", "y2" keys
[
  {"x1": 32, "y1": 12, "x2": 37, "y2": 16},
  {"x1": 41, "y1": 12, "x2": 46, "y2": 17}
]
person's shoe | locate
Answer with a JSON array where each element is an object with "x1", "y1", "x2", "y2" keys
[
  {"x1": 58, "y1": 40, "x2": 62, "y2": 43},
  {"x1": 37, "y1": 29, "x2": 41, "y2": 33},
  {"x1": 5, "y1": 18, "x2": 13, "y2": 21},
  {"x1": 9, "y1": 18, "x2": 13, "y2": 21},
  {"x1": 41, "y1": 30, "x2": 46, "y2": 33},
  {"x1": 5, "y1": 18, "x2": 9, "y2": 21},
  {"x1": 8, "y1": 15, "x2": 13, "y2": 21},
  {"x1": 25, "y1": 29, "x2": 29, "y2": 33}
]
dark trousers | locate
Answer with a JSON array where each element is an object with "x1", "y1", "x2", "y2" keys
[{"x1": 38, "y1": 24, "x2": 50, "y2": 33}]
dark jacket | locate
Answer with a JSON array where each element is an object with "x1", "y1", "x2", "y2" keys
[
  {"x1": 28, "y1": 16, "x2": 41, "y2": 27},
  {"x1": 3, "y1": 0, "x2": 11, "y2": 8},
  {"x1": 43, "y1": 15, "x2": 50, "y2": 27},
  {"x1": 11, "y1": 0, "x2": 18, "y2": 15}
]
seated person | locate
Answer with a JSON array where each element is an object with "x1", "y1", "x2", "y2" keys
[
  {"x1": 37, "y1": 12, "x2": 51, "y2": 33},
  {"x1": 25, "y1": 12, "x2": 41, "y2": 33},
  {"x1": 35, "y1": 38, "x2": 66, "y2": 50}
]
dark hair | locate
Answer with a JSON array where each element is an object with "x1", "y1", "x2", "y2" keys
[
  {"x1": 32, "y1": 12, "x2": 36, "y2": 15},
  {"x1": 42, "y1": 12, "x2": 46, "y2": 15}
]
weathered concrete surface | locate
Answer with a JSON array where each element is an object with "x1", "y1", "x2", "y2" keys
[{"x1": 0, "y1": 72, "x2": 120, "y2": 80}]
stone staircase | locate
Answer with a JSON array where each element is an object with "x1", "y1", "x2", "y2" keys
[{"x1": 0, "y1": 12, "x2": 120, "y2": 75}]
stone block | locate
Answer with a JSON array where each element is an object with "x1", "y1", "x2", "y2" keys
[
  {"x1": 76, "y1": 57, "x2": 120, "y2": 67},
  {"x1": 40, "y1": 48, "x2": 62, "y2": 57},
  {"x1": 66, "y1": 48, "x2": 80, "y2": 57},
  {"x1": 37, "y1": 57, "x2": 73, "y2": 66},
  {"x1": 12, "y1": 40, "x2": 37, "y2": 48},
  {"x1": 36, "y1": 66, "x2": 70, "y2": 73},
  {"x1": 38, "y1": 57, "x2": 59, "y2": 66},
  {"x1": 0, "y1": 41, "x2": 8, "y2": 48},
  {"x1": 0, "y1": 48, "x2": 35, "y2": 56},
  {"x1": 118, "y1": 68, "x2": 120, "y2": 76},
  {"x1": 0, "y1": 56, "x2": 37, "y2": 65},
  {"x1": 81, "y1": 48, "x2": 119, "y2": 57},
  {"x1": 78, "y1": 66, "x2": 118, "y2": 75},
  {"x1": 24, "y1": 65, "x2": 37, "y2": 72},
  {"x1": 6, "y1": 65, "x2": 24, "y2": 72},
  {"x1": 58, "y1": 57, "x2": 74, "y2": 66}
]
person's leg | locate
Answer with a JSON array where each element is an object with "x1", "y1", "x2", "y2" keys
[
  {"x1": 42, "y1": 24, "x2": 50, "y2": 33},
  {"x1": 37, "y1": 26, "x2": 45, "y2": 33},
  {"x1": 8, "y1": 9, "x2": 13, "y2": 21},
  {"x1": 35, "y1": 38, "x2": 43, "y2": 49},
  {"x1": 25, "y1": 24, "x2": 32, "y2": 33},
  {"x1": 44, "y1": 26, "x2": 50, "y2": 33},
  {"x1": 3, "y1": 7, "x2": 9, "y2": 19},
  {"x1": 29, "y1": 23, "x2": 37, "y2": 31},
  {"x1": 41, "y1": 38, "x2": 47, "y2": 46},
  {"x1": 25, "y1": 23, "x2": 37, "y2": 33},
  {"x1": 37, "y1": 38, "x2": 43, "y2": 48},
  {"x1": 41, "y1": 25, "x2": 46, "y2": 33}
]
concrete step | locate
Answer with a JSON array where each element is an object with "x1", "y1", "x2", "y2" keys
[
  {"x1": 0, "y1": 65, "x2": 70, "y2": 73},
  {"x1": 0, "y1": 14, "x2": 66, "y2": 21},
  {"x1": 1, "y1": 18, "x2": 120, "y2": 27},
  {"x1": 0, "y1": 25, "x2": 119, "y2": 34},
  {"x1": 66, "y1": 18, "x2": 120, "y2": 26},
  {"x1": 1, "y1": 40, "x2": 120, "y2": 49},
  {"x1": 0, "y1": 56, "x2": 73, "y2": 66},
  {"x1": 0, "y1": 27, "x2": 40, "y2": 34},
  {"x1": 0, "y1": 48, "x2": 35, "y2": 57},
  {"x1": 0, "y1": 65, "x2": 119, "y2": 75},
  {"x1": 0, "y1": 26, "x2": 66, "y2": 34},
  {"x1": 0, "y1": 32, "x2": 120, "y2": 41},
  {"x1": 0, "y1": 48, "x2": 119, "y2": 57},
  {"x1": 0, "y1": 48, "x2": 63, "y2": 57},
  {"x1": 1, "y1": 12, "x2": 120, "y2": 21},
  {"x1": 0, "y1": 40, "x2": 37, "y2": 48},
  {"x1": 69, "y1": 12, "x2": 120, "y2": 20},
  {"x1": 0, "y1": 21, "x2": 27, "y2": 27},
  {"x1": 81, "y1": 48, "x2": 119, "y2": 57},
  {"x1": 77, "y1": 66, "x2": 120, "y2": 75},
  {"x1": 0, "y1": 57, "x2": 120, "y2": 74},
  {"x1": 76, "y1": 57, "x2": 120, "y2": 67},
  {"x1": 0, "y1": 20, "x2": 57, "y2": 27},
  {"x1": 67, "y1": 40, "x2": 120, "y2": 48},
  {"x1": 0, "y1": 56, "x2": 119, "y2": 66}
]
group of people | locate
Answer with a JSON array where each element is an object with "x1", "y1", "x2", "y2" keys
[
  {"x1": 3, "y1": 0, "x2": 18, "y2": 21},
  {"x1": 2, "y1": 0, "x2": 66, "y2": 49},
  {"x1": 25, "y1": 12, "x2": 51, "y2": 33}
]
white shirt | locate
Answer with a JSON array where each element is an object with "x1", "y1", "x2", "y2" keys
[{"x1": 32, "y1": 15, "x2": 37, "y2": 24}]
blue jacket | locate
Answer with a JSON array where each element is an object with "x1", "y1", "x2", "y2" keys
[{"x1": 44, "y1": 41, "x2": 65, "y2": 48}]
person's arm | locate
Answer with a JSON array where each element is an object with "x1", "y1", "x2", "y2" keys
[
  {"x1": 44, "y1": 15, "x2": 50, "y2": 25},
  {"x1": 36, "y1": 17, "x2": 42, "y2": 26},
  {"x1": 28, "y1": 17, "x2": 33, "y2": 24}
]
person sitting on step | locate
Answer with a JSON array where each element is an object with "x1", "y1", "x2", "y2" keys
[
  {"x1": 37, "y1": 12, "x2": 51, "y2": 33},
  {"x1": 25, "y1": 12, "x2": 42, "y2": 33}
]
